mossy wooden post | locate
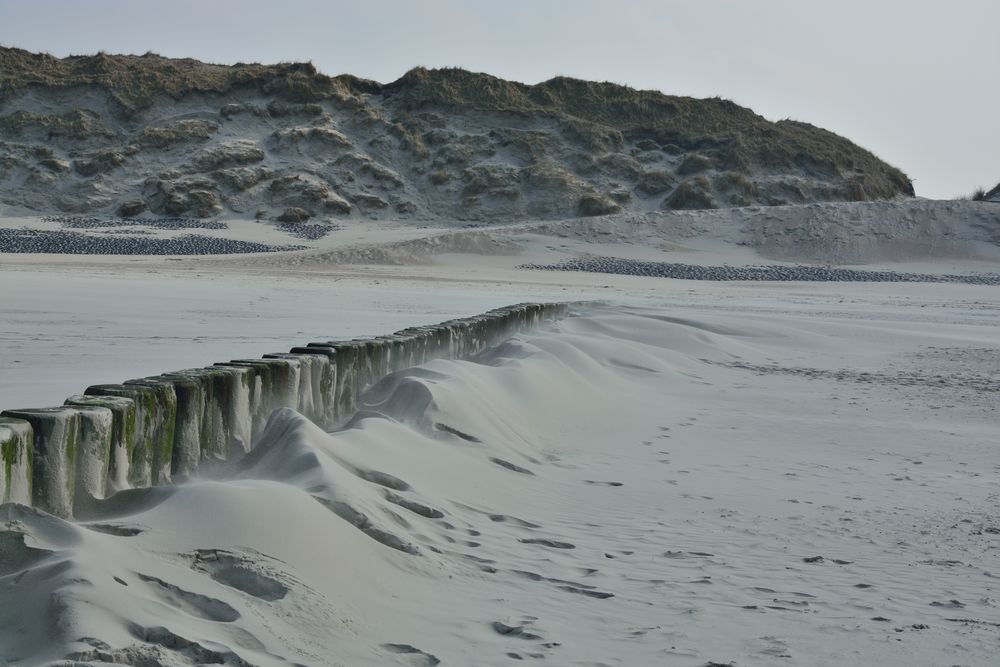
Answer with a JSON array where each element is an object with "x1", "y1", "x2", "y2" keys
[
  {"x1": 487, "y1": 312, "x2": 506, "y2": 348},
  {"x1": 264, "y1": 353, "x2": 314, "y2": 421},
  {"x1": 212, "y1": 365, "x2": 253, "y2": 456},
  {"x1": 65, "y1": 394, "x2": 136, "y2": 494},
  {"x1": 288, "y1": 348, "x2": 335, "y2": 424},
  {"x1": 439, "y1": 321, "x2": 463, "y2": 359},
  {"x1": 348, "y1": 340, "x2": 375, "y2": 393},
  {"x1": 254, "y1": 357, "x2": 300, "y2": 412},
  {"x1": 289, "y1": 347, "x2": 337, "y2": 427},
  {"x1": 85, "y1": 384, "x2": 158, "y2": 487},
  {"x1": 318, "y1": 340, "x2": 367, "y2": 419},
  {"x1": 163, "y1": 368, "x2": 223, "y2": 463},
  {"x1": 472, "y1": 317, "x2": 488, "y2": 355},
  {"x1": 216, "y1": 363, "x2": 264, "y2": 439},
  {"x1": 393, "y1": 329, "x2": 425, "y2": 367},
  {"x1": 70, "y1": 405, "x2": 113, "y2": 506},
  {"x1": 223, "y1": 359, "x2": 298, "y2": 442},
  {"x1": 217, "y1": 361, "x2": 267, "y2": 443},
  {"x1": 0, "y1": 417, "x2": 33, "y2": 505},
  {"x1": 387, "y1": 337, "x2": 408, "y2": 373},
  {"x1": 1, "y1": 407, "x2": 80, "y2": 518},
  {"x1": 122, "y1": 378, "x2": 178, "y2": 485},
  {"x1": 158, "y1": 373, "x2": 205, "y2": 477},
  {"x1": 364, "y1": 339, "x2": 391, "y2": 385},
  {"x1": 415, "y1": 329, "x2": 432, "y2": 364},
  {"x1": 431, "y1": 326, "x2": 450, "y2": 359},
  {"x1": 169, "y1": 366, "x2": 249, "y2": 461},
  {"x1": 266, "y1": 357, "x2": 302, "y2": 411}
]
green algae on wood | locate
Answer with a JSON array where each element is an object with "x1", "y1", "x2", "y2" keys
[
  {"x1": 70, "y1": 404, "x2": 113, "y2": 504},
  {"x1": 84, "y1": 384, "x2": 158, "y2": 487},
  {"x1": 157, "y1": 373, "x2": 205, "y2": 478},
  {"x1": 65, "y1": 394, "x2": 136, "y2": 493},
  {"x1": 122, "y1": 378, "x2": 178, "y2": 485},
  {"x1": 0, "y1": 407, "x2": 80, "y2": 518},
  {"x1": 0, "y1": 417, "x2": 33, "y2": 505}
]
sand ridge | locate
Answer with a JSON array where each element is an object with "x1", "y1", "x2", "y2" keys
[{"x1": 2, "y1": 301, "x2": 997, "y2": 665}]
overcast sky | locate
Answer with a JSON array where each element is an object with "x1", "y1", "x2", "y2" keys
[{"x1": 2, "y1": 0, "x2": 997, "y2": 199}]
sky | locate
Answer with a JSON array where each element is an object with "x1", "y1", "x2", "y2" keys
[{"x1": 1, "y1": 0, "x2": 997, "y2": 199}]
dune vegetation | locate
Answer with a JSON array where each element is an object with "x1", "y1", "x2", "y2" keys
[{"x1": 0, "y1": 47, "x2": 913, "y2": 221}]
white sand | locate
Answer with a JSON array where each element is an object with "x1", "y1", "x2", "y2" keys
[
  {"x1": 0, "y1": 264, "x2": 557, "y2": 409},
  {"x1": 1, "y1": 208, "x2": 999, "y2": 666}
]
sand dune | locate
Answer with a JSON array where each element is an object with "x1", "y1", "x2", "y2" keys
[
  {"x1": 3, "y1": 299, "x2": 997, "y2": 666},
  {"x1": 0, "y1": 48, "x2": 913, "y2": 223}
]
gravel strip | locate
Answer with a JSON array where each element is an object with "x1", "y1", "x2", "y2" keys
[
  {"x1": 273, "y1": 222, "x2": 342, "y2": 240},
  {"x1": 0, "y1": 228, "x2": 304, "y2": 255},
  {"x1": 43, "y1": 215, "x2": 228, "y2": 230},
  {"x1": 520, "y1": 257, "x2": 1000, "y2": 285}
]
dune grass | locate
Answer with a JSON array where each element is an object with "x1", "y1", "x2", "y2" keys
[
  {"x1": 0, "y1": 46, "x2": 370, "y2": 116},
  {"x1": 387, "y1": 67, "x2": 913, "y2": 200},
  {"x1": 0, "y1": 47, "x2": 916, "y2": 206}
]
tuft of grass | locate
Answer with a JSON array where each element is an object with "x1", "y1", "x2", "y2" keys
[
  {"x1": 714, "y1": 171, "x2": 757, "y2": 206},
  {"x1": 636, "y1": 170, "x2": 675, "y2": 195},
  {"x1": 0, "y1": 108, "x2": 114, "y2": 139},
  {"x1": 967, "y1": 183, "x2": 1000, "y2": 202},
  {"x1": 578, "y1": 193, "x2": 621, "y2": 216},
  {"x1": 522, "y1": 161, "x2": 586, "y2": 190},
  {"x1": 138, "y1": 119, "x2": 217, "y2": 148},
  {"x1": 428, "y1": 170, "x2": 451, "y2": 185},
  {"x1": 0, "y1": 46, "x2": 372, "y2": 117},
  {"x1": 677, "y1": 153, "x2": 714, "y2": 175},
  {"x1": 663, "y1": 177, "x2": 716, "y2": 210}
]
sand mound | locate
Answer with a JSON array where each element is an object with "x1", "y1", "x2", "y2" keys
[
  {"x1": 3, "y1": 303, "x2": 997, "y2": 665},
  {"x1": 523, "y1": 199, "x2": 1000, "y2": 264},
  {"x1": 310, "y1": 231, "x2": 523, "y2": 265}
]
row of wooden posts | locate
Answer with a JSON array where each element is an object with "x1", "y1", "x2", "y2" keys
[{"x1": 0, "y1": 302, "x2": 569, "y2": 518}]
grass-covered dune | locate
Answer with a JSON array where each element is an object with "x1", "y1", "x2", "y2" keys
[{"x1": 0, "y1": 47, "x2": 913, "y2": 221}]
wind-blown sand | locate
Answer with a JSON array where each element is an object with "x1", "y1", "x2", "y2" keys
[
  {"x1": 1, "y1": 203, "x2": 998, "y2": 666},
  {"x1": 3, "y1": 285, "x2": 998, "y2": 666}
]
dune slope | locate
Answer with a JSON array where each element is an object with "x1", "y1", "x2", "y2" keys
[{"x1": 0, "y1": 47, "x2": 913, "y2": 223}]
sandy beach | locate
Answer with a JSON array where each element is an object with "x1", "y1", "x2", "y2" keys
[{"x1": 2, "y1": 215, "x2": 998, "y2": 665}]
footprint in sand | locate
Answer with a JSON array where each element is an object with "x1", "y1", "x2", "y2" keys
[
  {"x1": 382, "y1": 643, "x2": 441, "y2": 666},
  {"x1": 490, "y1": 457, "x2": 534, "y2": 475},
  {"x1": 488, "y1": 514, "x2": 541, "y2": 528},
  {"x1": 137, "y1": 573, "x2": 240, "y2": 622},
  {"x1": 492, "y1": 621, "x2": 543, "y2": 640},
  {"x1": 519, "y1": 538, "x2": 576, "y2": 549},
  {"x1": 434, "y1": 422, "x2": 482, "y2": 443},
  {"x1": 191, "y1": 549, "x2": 289, "y2": 601},
  {"x1": 930, "y1": 599, "x2": 965, "y2": 609},
  {"x1": 84, "y1": 523, "x2": 145, "y2": 536}
]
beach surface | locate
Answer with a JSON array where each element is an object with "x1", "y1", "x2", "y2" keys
[{"x1": 1, "y1": 207, "x2": 998, "y2": 666}]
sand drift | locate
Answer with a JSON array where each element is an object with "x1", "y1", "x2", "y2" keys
[
  {"x1": 1, "y1": 302, "x2": 997, "y2": 665},
  {"x1": 0, "y1": 303, "x2": 568, "y2": 518}
]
